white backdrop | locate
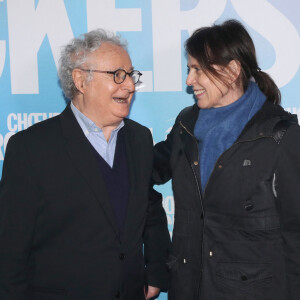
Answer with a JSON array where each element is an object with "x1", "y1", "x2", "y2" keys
[{"x1": 0, "y1": 1, "x2": 300, "y2": 298}]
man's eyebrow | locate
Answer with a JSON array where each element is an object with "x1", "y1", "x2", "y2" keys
[
  {"x1": 111, "y1": 66, "x2": 134, "y2": 71},
  {"x1": 117, "y1": 66, "x2": 134, "y2": 72}
]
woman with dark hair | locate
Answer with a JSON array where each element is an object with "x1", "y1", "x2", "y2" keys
[{"x1": 153, "y1": 19, "x2": 300, "y2": 299}]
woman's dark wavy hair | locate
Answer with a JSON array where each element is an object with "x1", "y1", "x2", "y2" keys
[{"x1": 185, "y1": 19, "x2": 281, "y2": 104}]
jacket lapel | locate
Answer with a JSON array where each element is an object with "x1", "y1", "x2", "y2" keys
[
  {"x1": 59, "y1": 104, "x2": 120, "y2": 235},
  {"x1": 121, "y1": 120, "x2": 148, "y2": 242}
]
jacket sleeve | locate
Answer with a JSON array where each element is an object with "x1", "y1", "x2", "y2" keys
[
  {"x1": 143, "y1": 188, "x2": 171, "y2": 291},
  {"x1": 0, "y1": 133, "x2": 39, "y2": 299},
  {"x1": 276, "y1": 124, "x2": 300, "y2": 299}
]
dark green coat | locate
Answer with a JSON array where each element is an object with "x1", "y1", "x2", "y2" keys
[{"x1": 154, "y1": 101, "x2": 300, "y2": 300}]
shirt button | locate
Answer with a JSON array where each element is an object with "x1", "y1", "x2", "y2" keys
[
  {"x1": 119, "y1": 253, "x2": 125, "y2": 260},
  {"x1": 194, "y1": 161, "x2": 198, "y2": 166}
]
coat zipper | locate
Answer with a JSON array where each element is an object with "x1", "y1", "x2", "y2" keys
[{"x1": 180, "y1": 122, "x2": 206, "y2": 299}]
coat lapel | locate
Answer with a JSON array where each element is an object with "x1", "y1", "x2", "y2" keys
[
  {"x1": 121, "y1": 120, "x2": 148, "y2": 242},
  {"x1": 59, "y1": 105, "x2": 120, "y2": 235}
]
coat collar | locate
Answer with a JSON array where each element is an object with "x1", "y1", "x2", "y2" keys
[
  {"x1": 179, "y1": 101, "x2": 296, "y2": 143},
  {"x1": 236, "y1": 101, "x2": 297, "y2": 142},
  {"x1": 179, "y1": 104, "x2": 199, "y2": 134}
]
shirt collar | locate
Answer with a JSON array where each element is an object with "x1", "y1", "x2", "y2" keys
[{"x1": 70, "y1": 102, "x2": 124, "y2": 136}]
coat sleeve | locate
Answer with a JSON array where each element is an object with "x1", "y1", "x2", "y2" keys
[
  {"x1": 0, "y1": 133, "x2": 39, "y2": 299},
  {"x1": 276, "y1": 124, "x2": 300, "y2": 299},
  {"x1": 143, "y1": 188, "x2": 171, "y2": 291}
]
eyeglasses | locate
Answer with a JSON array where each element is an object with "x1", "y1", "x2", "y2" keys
[{"x1": 79, "y1": 68, "x2": 142, "y2": 84}]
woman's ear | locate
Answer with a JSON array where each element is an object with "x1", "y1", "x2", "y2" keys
[
  {"x1": 226, "y1": 60, "x2": 241, "y2": 84},
  {"x1": 72, "y1": 69, "x2": 86, "y2": 94}
]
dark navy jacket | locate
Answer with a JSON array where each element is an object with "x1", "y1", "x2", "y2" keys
[{"x1": 0, "y1": 104, "x2": 170, "y2": 300}]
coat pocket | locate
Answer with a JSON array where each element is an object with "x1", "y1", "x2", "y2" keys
[{"x1": 216, "y1": 261, "x2": 272, "y2": 291}]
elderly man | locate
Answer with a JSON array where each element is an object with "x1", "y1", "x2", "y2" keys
[{"x1": 0, "y1": 29, "x2": 170, "y2": 299}]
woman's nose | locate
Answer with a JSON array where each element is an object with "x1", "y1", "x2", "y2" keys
[{"x1": 186, "y1": 72, "x2": 194, "y2": 86}]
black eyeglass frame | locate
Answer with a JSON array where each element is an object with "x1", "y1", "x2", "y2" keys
[{"x1": 79, "y1": 68, "x2": 142, "y2": 84}]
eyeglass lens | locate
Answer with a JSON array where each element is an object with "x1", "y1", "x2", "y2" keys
[
  {"x1": 131, "y1": 71, "x2": 140, "y2": 84},
  {"x1": 114, "y1": 70, "x2": 126, "y2": 84},
  {"x1": 114, "y1": 70, "x2": 140, "y2": 84}
]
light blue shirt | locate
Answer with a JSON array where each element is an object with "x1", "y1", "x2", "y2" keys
[{"x1": 70, "y1": 102, "x2": 124, "y2": 168}]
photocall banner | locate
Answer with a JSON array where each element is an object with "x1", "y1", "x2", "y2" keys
[{"x1": 0, "y1": 1, "x2": 299, "y2": 298}]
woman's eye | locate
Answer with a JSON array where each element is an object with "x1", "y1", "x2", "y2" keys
[
  {"x1": 187, "y1": 67, "x2": 202, "y2": 74},
  {"x1": 195, "y1": 68, "x2": 203, "y2": 75}
]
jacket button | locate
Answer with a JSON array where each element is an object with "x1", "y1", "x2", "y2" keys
[
  {"x1": 200, "y1": 213, "x2": 204, "y2": 219},
  {"x1": 218, "y1": 164, "x2": 223, "y2": 169},
  {"x1": 259, "y1": 132, "x2": 264, "y2": 136},
  {"x1": 245, "y1": 203, "x2": 254, "y2": 211},
  {"x1": 241, "y1": 275, "x2": 248, "y2": 281},
  {"x1": 119, "y1": 253, "x2": 125, "y2": 260},
  {"x1": 194, "y1": 161, "x2": 198, "y2": 166},
  {"x1": 115, "y1": 291, "x2": 120, "y2": 298}
]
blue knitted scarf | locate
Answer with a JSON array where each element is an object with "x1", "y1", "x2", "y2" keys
[{"x1": 193, "y1": 81, "x2": 266, "y2": 190}]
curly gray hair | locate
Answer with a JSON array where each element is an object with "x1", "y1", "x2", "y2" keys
[{"x1": 58, "y1": 29, "x2": 127, "y2": 100}]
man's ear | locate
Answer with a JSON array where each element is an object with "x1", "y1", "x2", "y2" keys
[
  {"x1": 72, "y1": 69, "x2": 87, "y2": 94},
  {"x1": 226, "y1": 60, "x2": 241, "y2": 84}
]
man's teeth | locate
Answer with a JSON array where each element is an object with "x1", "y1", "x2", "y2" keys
[
  {"x1": 194, "y1": 89, "x2": 205, "y2": 95},
  {"x1": 114, "y1": 98, "x2": 126, "y2": 103}
]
